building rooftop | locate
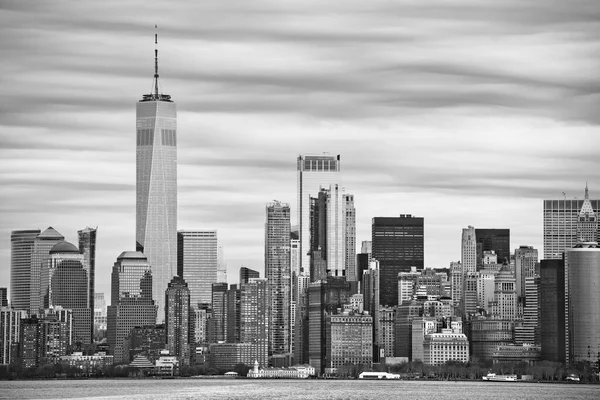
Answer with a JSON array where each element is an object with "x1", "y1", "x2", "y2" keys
[{"x1": 49, "y1": 241, "x2": 80, "y2": 254}]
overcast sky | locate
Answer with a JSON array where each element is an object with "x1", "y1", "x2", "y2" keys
[{"x1": 1, "y1": 0, "x2": 599, "y2": 302}]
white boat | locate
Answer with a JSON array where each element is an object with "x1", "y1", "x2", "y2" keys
[{"x1": 482, "y1": 373, "x2": 518, "y2": 381}]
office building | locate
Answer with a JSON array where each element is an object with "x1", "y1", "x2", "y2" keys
[
  {"x1": 469, "y1": 318, "x2": 514, "y2": 361},
  {"x1": 372, "y1": 215, "x2": 424, "y2": 307},
  {"x1": 395, "y1": 300, "x2": 424, "y2": 359},
  {"x1": 462, "y1": 226, "x2": 477, "y2": 274},
  {"x1": 125, "y1": 324, "x2": 165, "y2": 363},
  {"x1": 10, "y1": 229, "x2": 41, "y2": 311},
  {"x1": 489, "y1": 265, "x2": 517, "y2": 320},
  {"x1": 107, "y1": 251, "x2": 157, "y2": 363},
  {"x1": 362, "y1": 261, "x2": 380, "y2": 356},
  {"x1": 211, "y1": 283, "x2": 228, "y2": 342},
  {"x1": 516, "y1": 275, "x2": 540, "y2": 346},
  {"x1": 543, "y1": 186, "x2": 600, "y2": 259},
  {"x1": 94, "y1": 292, "x2": 107, "y2": 334},
  {"x1": 325, "y1": 312, "x2": 373, "y2": 373},
  {"x1": 565, "y1": 243, "x2": 600, "y2": 363},
  {"x1": 239, "y1": 267, "x2": 259, "y2": 285},
  {"x1": 227, "y1": 284, "x2": 241, "y2": 343},
  {"x1": 78, "y1": 226, "x2": 97, "y2": 338},
  {"x1": 240, "y1": 278, "x2": 269, "y2": 368},
  {"x1": 31, "y1": 227, "x2": 65, "y2": 314},
  {"x1": 209, "y1": 342, "x2": 254, "y2": 370},
  {"x1": 378, "y1": 306, "x2": 396, "y2": 358},
  {"x1": 265, "y1": 201, "x2": 291, "y2": 355},
  {"x1": 297, "y1": 154, "x2": 342, "y2": 280},
  {"x1": 217, "y1": 245, "x2": 227, "y2": 283},
  {"x1": 514, "y1": 245, "x2": 538, "y2": 298},
  {"x1": 0, "y1": 288, "x2": 7, "y2": 308},
  {"x1": 539, "y1": 259, "x2": 565, "y2": 363},
  {"x1": 177, "y1": 230, "x2": 218, "y2": 307},
  {"x1": 1, "y1": 308, "x2": 27, "y2": 365},
  {"x1": 576, "y1": 185, "x2": 598, "y2": 243},
  {"x1": 475, "y1": 229, "x2": 510, "y2": 265},
  {"x1": 165, "y1": 276, "x2": 192, "y2": 367},
  {"x1": 423, "y1": 331, "x2": 469, "y2": 366},
  {"x1": 136, "y1": 37, "x2": 178, "y2": 324},
  {"x1": 42, "y1": 242, "x2": 92, "y2": 344}
]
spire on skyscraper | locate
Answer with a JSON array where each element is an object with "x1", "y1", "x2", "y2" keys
[
  {"x1": 142, "y1": 25, "x2": 171, "y2": 102},
  {"x1": 585, "y1": 182, "x2": 589, "y2": 200}
]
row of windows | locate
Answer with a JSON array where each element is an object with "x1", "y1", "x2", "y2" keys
[{"x1": 136, "y1": 129, "x2": 177, "y2": 146}]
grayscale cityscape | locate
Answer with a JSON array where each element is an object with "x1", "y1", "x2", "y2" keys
[{"x1": 1, "y1": 1, "x2": 599, "y2": 399}]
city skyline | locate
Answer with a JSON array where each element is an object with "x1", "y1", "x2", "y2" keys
[{"x1": 2, "y1": 1, "x2": 600, "y2": 301}]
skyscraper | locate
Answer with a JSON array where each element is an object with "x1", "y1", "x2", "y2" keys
[
  {"x1": 297, "y1": 154, "x2": 341, "y2": 277},
  {"x1": 136, "y1": 33, "x2": 177, "y2": 323},
  {"x1": 565, "y1": 243, "x2": 600, "y2": 363},
  {"x1": 31, "y1": 227, "x2": 64, "y2": 315},
  {"x1": 475, "y1": 229, "x2": 510, "y2": 265},
  {"x1": 107, "y1": 251, "x2": 157, "y2": 363},
  {"x1": 543, "y1": 185, "x2": 600, "y2": 259},
  {"x1": 239, "y1": 267, "x2": 260, "y2": 285},
  {"x1": 10, "y1": 229, "x2": 40, "y2": 311},
  {"x1": 165, "y1": 276, "x2": 192, "y2": 367},
  {"x1": 265, "y1": 201, "x2": 291, "y2": 355},
  {"x1": 0, "y1": 288, "x2": 8, "y2": 308},
  {"x1": 576, "y1": 184, "x2": 598, "y2": 243},
  {"x1": 372, "y1": 215, "x2": 424, "y2": 307},
  {"x1": 177, "y1": 230, "x2": 218, "y2": 308},
  {"x1": 461, "y1": 226, "x2": 476, "y2": 274},
  {"x1": 240, "y1": 278, "x2": 269, "y2": 368},
  {"x1": 42, "y1": 242, "x2": 92, "y2": 344},
  {"x1": 344, "y1": 194, "x2": 356, "y2": 281},
  {"x1": 78, "y1": 226, "x2": 97, "y2": 339},
  {"x1": 539, "y1": 259, "x2": 565, "y2": 363},
  {"x1": 514, "y1": 245, "x2": 538, "y2": 298},
  {"x1": 1, "y1": 308, "x2": 27, "y2": 365}
]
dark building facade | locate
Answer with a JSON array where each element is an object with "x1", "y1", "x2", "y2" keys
[
  {"x1": 540, "y1": 259, "x2": 565, "y2": 363},
  {"x1": 239, "y1": 267, "x2": 259, "y2": 285},
  {"x1": 475, "y1": 229, "x2": 510, "y2": 266},
  {"x1": 372, "y1": 215, "x2": 424, "y2": 307},
  {"x1": 165, "y1": 276, "x2": 192, "y2": 367}
]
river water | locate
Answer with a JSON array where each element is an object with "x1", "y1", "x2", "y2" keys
[{"x1": 1, "y1": 378, "x2": 598, "y2": 399}]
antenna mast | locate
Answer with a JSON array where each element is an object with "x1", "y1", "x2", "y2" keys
[{"x1": 154, "y1": 25, "x2": 159, "y2": 99}]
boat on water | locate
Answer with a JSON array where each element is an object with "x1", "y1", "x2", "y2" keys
[{"x1": 482, "y1": 373, "x2": 518, "y2": 382}]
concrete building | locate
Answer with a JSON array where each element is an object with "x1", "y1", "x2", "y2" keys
[
  {"x1": 515, "y1": 246, "x2": 538, "y2": 299},
  {"x1": 539, "y1": 259, "x2": 565, "y2": 363},
  {"x1": 394, "y1": 300, "x2": 424, "y2": 359},
  {"x1": 543, "y1": 186, "x2": 600, "y2": 259},
  {"x1": 107, "y1": 251, "x2": 157, "y2": 363},
  {"x1": 165, "y1": 276, "x2": 192, "y2": 368},
  {"x1": 469, "y1": 318, "x2": 514, "y2": 361},
  {"x1": 378, "y1": 306, "x2": 396, "y2": 358},
  {"x1": 372, "y1": 215, "x2": 424, "y2": 307},
  {"x1": 462, "y1": 226, "x2": 477, "y2": 275},
  {"x1": 136, "y1": 43, "x2": 178, "y2": 323},
  {"x1": 240, "y1": 278, "x2": 269, "y2": 368},
  {"x1": 411, "y1": 317, "x2": 437, "y2": 362},
  {"x1": 177, "y1": 230, "x2": 218, "y2": 307},
  {"x1": 208, "y1": 342, "x2": 254, "y2": 370},
  {"x1": 94, "y1": 292, "x2": 107, "y2": 334},
  {"x1": 344, "y1": 194, "x2": 356, "y2": 281},
  {"x1": 490, "y1": 266, "x2": 517, "y2": 320},
  {"x1": 398, "y1": 267, "x2": 421, "y2": 305},
  {"x1": 423, "y1": 331, "x2": 469, "y2": 365},
  {"x1": 239, "y1": 267, "x2": 259, "y2": 285},
  {"x1": 297, "y1": 154, "x2": 342, "y2": 281},
  {"x1": 265, "y1": 201, "x2": 291, "y2": 356},
  {"x1": 325, "y1": 312, "x2": 373, "y2": 374},
  {"x1": 125, "y1": 324, "x2": 165, "y2": 363},
  {"x1": 0, "y1": 307, "x2": 27, "y2": 365},
  {"x1": 492, "y1": 344, "x2": 541, "y2": 365},
  {"x1": 566, "y1": 242, "x2": 600, "y2": 363}
]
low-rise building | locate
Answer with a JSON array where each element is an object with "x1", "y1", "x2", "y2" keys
[
  {"x1": 208, "y1": 342, "x2": 254, "y2": 371},
  {"x1": 247, "y1": 360, "x2": 315, "y2": 378},
  {"x1": 422, "y1": 331, "x2": 469, "y2": 365},
  {"x1": 58, "y1": 351, "x2": 114, "y2": 375},
  {"x1": 492, "y1": 344, "x2": 541, "y2": 365}
]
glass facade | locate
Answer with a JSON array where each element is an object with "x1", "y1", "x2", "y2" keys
[
  {"x1": 475, "y1": 229, "x2": 510, "y2": 265},
  {"x1": 177, "y1": 230, "x2": 218, "y2": 307},
  {"x1": 31, "y1": 227, "x2": 64, "y2": 315},
  {"x1": 78, "y1": 227, "x2": 97, "y2": 339},
  {"x1": 136, "y1": 98, "x2": 177, "y2": 324},
  {"x1": 10, "y1": 230, "x2": 41, "y2": 311}
]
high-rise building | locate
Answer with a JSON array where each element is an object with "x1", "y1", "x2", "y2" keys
[
  {"x1": 1, "y1": 307, "x2": 27, "y2": 365},
  {"x1": 42, "y1": 242, "x2": 92, "y2": 344},
  {"x1": 240, "y1": 278, "x2": 269, "y2": 368},
  {"x1": 31, "y1": 227, "x2": 64, "y2": 314},
  {"x1": 565, "y1": 242, "x2": 600, "y2": 363},
  {"x1": 475, "y1": 229, "x2": 510, "y2": 265},
  {"x1": 372, "y1": 215, "x2": 424, "y2": 307},
  {"x1": 344, "y1": 194, "x2": 356, "y2": 281},
  {"x1": 165, "y1": 276, "x2": 192, "y2": 367},
  {"x1": 177, "y1": 230, "x2": 218, "y2": 307},
  {"x1": 543, "y1": 186, "x2": 600, "y2": 259},
  {"x1": 94, "y1": 293, "x2": 107, "y2": 336},
  {"x1": 239, "y1": 267, "x2": 260, "y2": 285},
  {"x1": 297, "y1": 154, "x2": 341, "y2": 278},
  {"x1": 514, "y1": 246, "x2": 538, "y2": 299},
  {"x1": 10, "y1": 229, "x2": 40, "y2": 311},
  {"x1": 461, "y1": 226, "x2": 477, "y2": 274},
  {"x1": 325, "y1": 313, "x2": 372, "y2": 372},
  {"x1": 226, "y1": 284, "x2": 241, "y2": 343},
  {"x1": 362, "y1": 261, "x2": 380, "y2": 356},
  {"x1": 265, "y1": 201, "x2": 291, "y2": 355},
  {"x1": 107, "y1": 251, "x2": 157, "y2": 363},
  {"x1": 576, "y1": 184, "x2": 598, "y2": 243},
  {"x1": 489, "y1": 266, "x2": 517, "y2": 321},
  {"x1": 78, "y1": 226, "x2": 97, "y2": 338},
  {"x1": 517, "y1": 275, "x2": 540, "y2": 346},
  {"x1": 211, "y1": 282, "x2": 228, "y2": 343},
  {"x1": 136, "y1": 35, "x2": 177, "y2": 323},
  {"x1": 217, "y1": 245, "x2": 227, "y2": 283},
  {"x1": 539, "y1": 259, "x2": 565, "y2": 363},
  {"x1": 0, "y1": 288, "x2": 7, "y2": 308}
]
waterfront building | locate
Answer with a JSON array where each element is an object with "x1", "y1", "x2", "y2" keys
[
  {"x1": 227, "y1": 284, "x2": 241, "y2": 344},
  {"x1": 165, "y1": 276, "x2": 192, "y2": 367},
  {"x1": 372, "y1": 215, "x2": 424, "y2": 307},
  {"x1": 516, "y1": 276, "x2": 540, "y2": 346},
  {"x1": 177, "y1": 230, "x2": 218, "y2": 308},
  {"x1": 125, "y1": 324, "x2": 165, "y2": 363},
  {"x1": 565, "y1": 242, "x2": 600, "y2": 363},
  {"x1": 10, "y1": 229, "x2": 41, "y2": 311},
  {"x1": 58, "y1": 351, "x2": 114, "y2": 375},
  {"x1": 297, "y1": 154, "x2": 342, "y2": 281},
  {"x1": 539, "y1": 259, "x2": 565, "y2": 363},
  {"x1": 78, "y1": 226, "x2": 97, "y2": 339},
  {"x1": 265, "y1": 201, "x2": 291, "y2": 355},
  {"x1": 42, "y1": 242, "x2": 92, "y2": 344},
  {"x1": 514, "y1": 245, "x2": 538, "y2": 298},
  {"x1": 469, "y1": 318, "x2": 514, "y2": 361},
  {"x1": 325, "y1": 312, "x2": 373, "y2": 374},
  {"x1": 19, "y1": 316, "x2": 40, "y2": 368},
  {"x1": 422, "y1": 331, "x2": 469, "y2": 366},
  {"x1": 492, "y1": 344, "x2": 541, "y2": 365},
  {"x1": 136, "y1": 36, "x2": 178, "y2": 324},
  {"x1": 0, "y1": 307, "x2": 27, "y2": 365},
  {"x1": 248, "y1": 361, "x2": 315, "y2": 378},
  {"x1": 378, "y1": 306, "x2": 396, "y2": 358},
  {"x1": 240, "y1": 278, "x2": 269, "y2": 368},
  {"x1": 208, "y1": 342, "x2": 254, "y2": 370},
  {"x1": 362, "y1": 261, "x2": 380, "y2": 352},
  {"x1": 107, "y1": 251, "x2": 157, "y2": 363},
  {"x1": 543, "y1": 186, "x2": 600, "y2": 259},
  {"x1": 394, "y1": 300, "x2": 424, "y2": 359},
  {"x1": 475, "y1": 229, "x2": 510, "y2": 266},
  {"x1": 411, "y1": 317, "x2": 437, "y2": 362}
]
